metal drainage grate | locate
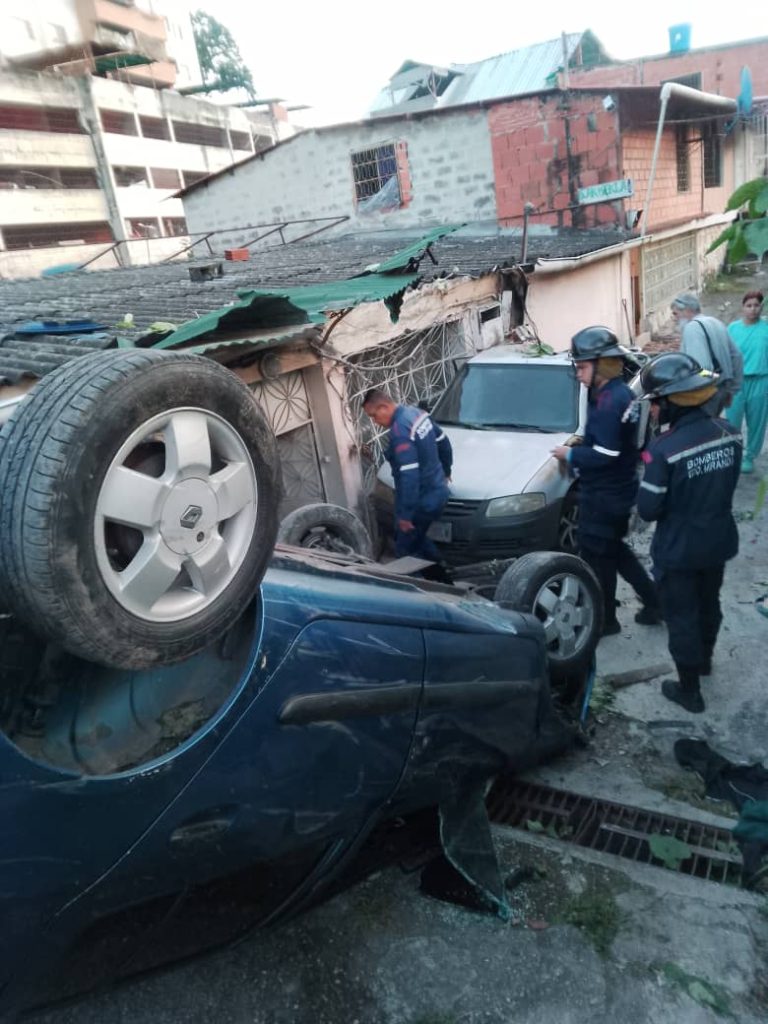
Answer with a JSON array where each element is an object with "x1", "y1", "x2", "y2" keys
[{"x1": 488, "y1": 779, "x2": 741, "y2": 885}]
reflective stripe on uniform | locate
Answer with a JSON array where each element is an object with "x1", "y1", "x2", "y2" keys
[
  {"x1": 640, "y1": 481, "x2": 668, "y2": 494},
  {"x1": 410, "y1": 412, "x2": 431, "y2": 440},
  {"x1": 400, "y1": 462, "x2": 419, "y2": 471},
  {"x1": 666, "y1": 433, "x2": 742, "y2": 465},
  {"x1": 593, "y1": 445, "x2": 620, "y2": 457}
]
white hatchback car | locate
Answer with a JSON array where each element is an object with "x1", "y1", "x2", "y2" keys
[{"x1": 377, "y1": 348, "x2": 588, "y2": 564}]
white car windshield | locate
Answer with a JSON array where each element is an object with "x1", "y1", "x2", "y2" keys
[{"x1": 434, "y1": 363, "x2": 579, "y2": 433}]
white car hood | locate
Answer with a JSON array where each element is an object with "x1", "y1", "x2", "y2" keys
[{"x1": 442, "y1": 426, "x2": 569, "y2": 500}]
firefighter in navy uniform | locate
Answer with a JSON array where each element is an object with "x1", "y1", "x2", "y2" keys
[
  {"x1": 552, "y1": 326, "x2": 660, "y2": 635},
  {"x1": 637, "y1": 352, "x2": 741, "y2": 714},
  {"x1": 363, "y1": 388, "x2": 453, "y2": 561}
]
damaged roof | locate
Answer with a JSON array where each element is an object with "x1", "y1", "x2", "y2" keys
[{"x1": 0, "y1": 226, "x2": 629, "y2": 384}]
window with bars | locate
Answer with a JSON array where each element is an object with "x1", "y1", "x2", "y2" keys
[
  {"x1": 675, "y1": 126, "x2": 690, "y2": 192},
  {"x1": 172, "y1": 120, "x2": 228, "y2": 147},
  {"x1": 0, "y1": 166, "x2": 98, "y2": 189},
  {"x1": 182, "y1": 169, "x2": 207, "y2": 187},
  {"x1": 150, "y1": 167, "x2": 181, "y2": 189},
  {"x1": 229, "y1": 130, "x2": 252, "y2": 151},
  {"x1": 2, "y1": 221, "x2": 113, "y2": 250},
  {"x1": 162, "y1": 217, "x2": 188, "y2": 236},
  {"x1": 351, "y1": 143, "x2": 401, "y2": 209},
  {"x1": 113, "y1": 165, "x2": 149, "y2": 187},
  {"x1": 703, "y1": 123, "x2": 722, "y2": 188},
  {"x1": 0, "y1": 104, "x2": 83, "y2": 134},
  {"x1": 139, "y1": 115, "x2": 171, "y2": 140},
  {"x1": 100, "y1": 109, "x2": 138, "y2": 136}
]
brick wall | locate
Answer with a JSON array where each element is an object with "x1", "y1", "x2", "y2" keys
[
  {"x1": 489, "y1": 93, "x2": 622, "y2": 229},
  {"x1": 566, "y1": 39, "x2": 768, "y2": 96},
  {"x1": 621, "y1": 127, "x2": 733, "y2": 231}
]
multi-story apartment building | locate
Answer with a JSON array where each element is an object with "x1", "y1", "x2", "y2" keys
[
  {"x1": 1, "y1": 0, "x2": 200, "y2": 90},
  {"x1": 0, "y1": 2, "x2": 302, "y2": 278}
]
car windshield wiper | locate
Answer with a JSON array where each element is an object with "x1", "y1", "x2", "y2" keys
[{"x1": 493, "y1": 423, "x2": 551, "y2": 432}]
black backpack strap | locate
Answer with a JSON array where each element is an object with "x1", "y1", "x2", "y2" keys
[{"x1": 696, "y1": 319, "x2": 722, "y2": 375}]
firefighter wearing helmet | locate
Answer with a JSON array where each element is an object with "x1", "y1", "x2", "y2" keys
[
  {"x1": 552, "y1": 326, "x2": 660, "y2": 636},
  {"x1": 637, "y1": 352, "x2": 742, "y2": 713}
]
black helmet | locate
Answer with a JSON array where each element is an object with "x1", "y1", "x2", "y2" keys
[
  {"x1": 638, "y1": 352, "x2": 718, "y2": 399},
  {"x1": 570, "y1": 326, "x2": 626, "y2": 362}
]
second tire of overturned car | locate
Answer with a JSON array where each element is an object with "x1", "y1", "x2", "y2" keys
[{"x1": 0, "y1": 350, "x2": 280, "y2": 670}]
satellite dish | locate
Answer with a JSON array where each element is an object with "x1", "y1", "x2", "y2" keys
[{"x1": 738, "y1": 66, "x2": 753, "y2": 117}]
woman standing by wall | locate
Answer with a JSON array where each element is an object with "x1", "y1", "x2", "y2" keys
[{"x1": 727, "y1": 291, "x2": 768, "y2": 474}]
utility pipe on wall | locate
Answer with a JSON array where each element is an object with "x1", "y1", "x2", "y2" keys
[{"x1": 640, "y1": 82, "x2": 737, "y2": 237}]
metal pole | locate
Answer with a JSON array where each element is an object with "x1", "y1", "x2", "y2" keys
[{"x1": 641, "y1": 85, "x2": 671, "y2": 238}]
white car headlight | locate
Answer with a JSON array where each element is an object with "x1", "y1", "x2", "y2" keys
[{"x1": 485, "y1": 493, "x2": 546, "y2": 518}]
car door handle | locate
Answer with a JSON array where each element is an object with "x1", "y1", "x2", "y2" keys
[{"x1": 170, "y1": 811, "x2": 236, "y2": 847}]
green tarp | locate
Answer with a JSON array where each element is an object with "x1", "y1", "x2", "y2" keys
[
  {"x1": 371, "y1": 224, "x2": 464, "y2": 273},
  {"x1": 154, "y1": 272, "x2": 420, "y2": 349}
]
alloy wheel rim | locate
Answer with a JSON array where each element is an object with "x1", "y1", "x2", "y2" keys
[{"x1": 94, "y1": 407, "x2": 258, "y2": 622}]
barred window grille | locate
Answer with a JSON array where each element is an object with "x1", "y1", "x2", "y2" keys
[
  {"x1": 675, "y1": 126, "x2": 690, "y2": 192},
  {"x1": 351, "y1": 143, "x2": 400, "y2": 204},
  {"x1": 703, "y1": 123, "x2": 722, "y2": 188}
]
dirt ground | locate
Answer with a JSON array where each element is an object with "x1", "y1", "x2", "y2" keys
[{"x1": 33, "y1": 268, "x2": 768, "y2": 1024}]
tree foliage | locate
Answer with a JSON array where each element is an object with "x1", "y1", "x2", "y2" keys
[
  {"x1": 191, "y1": 10, "x2": 255, "y2": 99},
  {"x1": 707, "y1": 176, "x2": 768, "y2": 264}
]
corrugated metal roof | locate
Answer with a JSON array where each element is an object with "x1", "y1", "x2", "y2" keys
[{"x1": 439, "y1": 35, "x2": 582, "y2": 107}]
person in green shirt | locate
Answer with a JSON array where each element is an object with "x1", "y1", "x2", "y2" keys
[{"x1": 726, "y1": 290, "x2": 768, "y2": 474}]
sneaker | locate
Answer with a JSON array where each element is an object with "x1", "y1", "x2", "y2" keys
[
  {"x1": 742, "y1": 457, "x2": 754, "y2": 475},
  {"x1": 661, "y1": 679, "x2": 705, "y2": 713},
  {"x1": 601, "y1": 619, "x2": 622, "y2": 637},
  {"x1": 635, "y1": 606, "x2": 663, "y2": 625}
]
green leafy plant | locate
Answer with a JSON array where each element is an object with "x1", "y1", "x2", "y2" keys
[
  {"x1": 707, "y1": 177, "x2": 768, "y2": 264},
  {"x1": 648, "y1": 833, "x2": 692, "y2": 870}
]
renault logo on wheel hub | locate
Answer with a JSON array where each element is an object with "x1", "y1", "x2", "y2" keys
[{"x1": 180, "y1": 504, "x2": 203, "y2": 529}]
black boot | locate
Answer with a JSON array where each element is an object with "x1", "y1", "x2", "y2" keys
[
  {"x1": 699, "y1": 644, "x2": 714, "y2": 677},
  {"x1": 634, "y1": 605, "x2": 663, "y2": 625},
  {"x1": 661, "y1": 667, "x2": 704, "y2": 713}
]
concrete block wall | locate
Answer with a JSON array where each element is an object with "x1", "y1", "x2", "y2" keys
[
  {"x1": 182, "y1": 109, "x2": 498, "y2": 241},
  {"x1": 621, "y1": 127, "x2": 733, "y2": 231},
  {"x1": 566, "y1": 39, "x2": 768, "y2": 97},
  {"x1": 489, "y1": 93, "x2": 622, "y2": 229}
]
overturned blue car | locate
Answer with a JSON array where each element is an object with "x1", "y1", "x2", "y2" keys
[{"x1": 0, "y1": 352, "x2": 600, "y2": 1017}]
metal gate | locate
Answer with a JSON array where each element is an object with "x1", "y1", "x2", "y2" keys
[
  {"x1": 641, "y1": 233, "x2": 697, "y2": 321},
  {"x1": 345, "y1": 321, "x2": 473, "y2": 493},
  {"x1": 250, "y1": 371, "x2": 325, "y2": 515}
]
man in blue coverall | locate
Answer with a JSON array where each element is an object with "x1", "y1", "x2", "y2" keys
[
  {"x1": 636, "y1": 352, "x2": 741, "y2": 713},
  {"x1": 363, "y1": 388, "x2": 453, "y2": 561},
  {"x1": 552, "y1": 326, "x2": 660, "y2": 636}
]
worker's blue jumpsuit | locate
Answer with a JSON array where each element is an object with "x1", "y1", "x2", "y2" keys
[
  {"x1": 568, "y1": 377, "x2": 658, "y2": 626},
  {"x1": 637, "y1": 407, "x2": 741, "y2": 671},
  {"x1": 386, "y1": 405, "x2": 453, "y2": 560}
]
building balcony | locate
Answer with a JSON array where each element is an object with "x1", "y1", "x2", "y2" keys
[
  {"x1": 0, "y1": 188, "x2": 108, "y2": 227},
  {"x1": 92, "y1": 0, "x2": 167, "y2": 42}
]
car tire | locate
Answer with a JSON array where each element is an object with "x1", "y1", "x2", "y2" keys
[
  {"x1": 557, "y1": 490, "x2": 579, "y2": 554},
  {"x1": 0, "y1": 349, "x2": 280, "y2": 670},
  {"x1": 277, "y1": 503, "x2": 374, "y2": 559},
  {"x1": 494, "y1": 552, "x2": 602, "y2": 681}
]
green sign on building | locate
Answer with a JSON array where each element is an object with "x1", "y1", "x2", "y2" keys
[{"x1": 577, "y1": 178, "x2": 634, "y2": 205}]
